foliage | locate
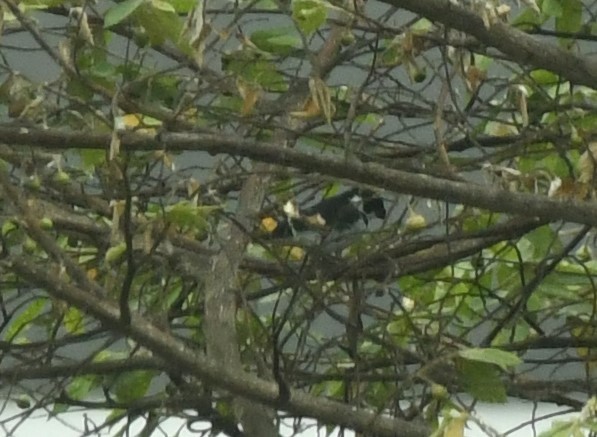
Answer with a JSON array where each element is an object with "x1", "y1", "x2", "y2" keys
[{"x1": 0, "y1": 0, "x2": 595, "y2": 436}]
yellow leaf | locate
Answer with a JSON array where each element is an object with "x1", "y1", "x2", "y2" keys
[
  {"x1": 73, "y1": 8, "x2": 95, "y2": 46},
  {"x1": 496, "y1": 4, "x2": 511, "y2": 18},
  {"x1": 465, "y1": 65, "x2": 486, "y2": 92},
  {"x1": 236, "y1": 78, "x2": 261, "y2": 116},
  {"x1": 485, "y1": 120, "x2": 518, "y2": 137},
  {"x1": 513, "y1": 85, "x2": 529, "y2": 127},
  {"x1": 443, "y1": 414, "x2": 467, "y2": 437},
  {"x1": 87, "y1": 268, "x2": 98, "y2": 281},
  {"x1": 110, "y1": 199, "x2": 126, "y2": 242},
  {"x1": 405, "y1": 207, "x2": 426, "y2": 231},
  {"x1": 578, "y1": 142, "x2": 597, "y2": 185},
  {"x1": 548, "y1": 177, "x2": 589, "y2": 200},
  {"x1": 187, "y1": 178, "x2": 201, "y2": 203},
  {"x1": 181, "y1": 3, "x2": 210, "y2": 66},
  {"x1": 119, "y1": 113, "x2": 162, "y2": 130},
  {"x1": 431, "y1": 383, "x2": 448, "y2": 399},
  {"x1": 110, "y1": 129, "x2": 121, "y2": 161},
  {"x1": 309, "y1": 76, "x2": 334, "y2": 125},
  {"x1": 260, "y1": 217, "x2": 279, "y2": 233},
  {"x1": 290, "y1": 97, "x2": 321, "y2": 119},
  {"x1": 154, "y1": 150, "x2": 175, "y2": 171},
  {"x1": 285, "y1": 245, "x2": 305, "y2": 261},
  {"x1": 121, "y1": 113, "x2": 142, "y2": 128},
  {"x1": 143, "y1": 225, "x2": 153, "y2": 254}
]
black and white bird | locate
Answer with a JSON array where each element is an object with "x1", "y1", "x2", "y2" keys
[{"x1": 263, "y1": 188, "x2": 386, "y2": 238}]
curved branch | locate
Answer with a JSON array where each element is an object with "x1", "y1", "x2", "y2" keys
[
  {"x1": 157, "y1": 131, "x2": 597, "y2": 227},
  {"x1": 2, "y1": 125, "x2": 597, "y2": 226},
  {"x1": 382, "y1": 0, "x2": 597, "y2": 88}
]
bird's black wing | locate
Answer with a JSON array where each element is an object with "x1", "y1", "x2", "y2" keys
[{"x1": 302, "y1": 189, "x2": 363, "y2": 230}]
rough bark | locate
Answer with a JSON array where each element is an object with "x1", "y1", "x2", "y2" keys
[
  {"x1": 383, "y1": 0, "x2": 597, "y2": 88},
  {"x1": 202, "y1": 169, "x2": 278, "y2": 436}
]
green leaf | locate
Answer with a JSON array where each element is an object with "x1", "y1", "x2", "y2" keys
[
  {"x1": 355, "y1": 113, "x2": 384, "y2": 126},
  {"x1": 523, "y1": 225, "x2": 559, "y2": 257},
  {"x1": 4, "y1": 298, "x2": 46, "y2": 341},
  {"x1": 163, "y1": 281, "x2": 183, "y2": 309},
  {"x1": 66, "y1": 78, "x2": 96, "y2": 101},
  {"x1": 105, "y1": 242, "x2": 127, "y2": 264},
  {"x1": 104, "y1": 408, "x2": 127, "y2": 425},
  {"x1": 411, "y1": 18, "x2": 432, "y2": 34},
  {"x1": 135, "y1": 3, "x2": 183, "y2": 46},
  {"x1": 538, "y1": 420, "x2": 579, "y2": 437},
  {"x1": 167, "y1": 0, "x2": 196, "y2": 13},
  {"x1": 94, "y1": 350, "x2": 127, "y2": 363},
  {"x1": 66, "y1": 375, "x2": 99, "y2": 400},
  {"x1": 125, "y1": 74, "x2": 181, "y2": 106},
  {"x1": 104, "y1": 0, "x2": 145, "y2": 28},
  {"x1": 246, "y1": 242, "x2": 268, "y2": 259},
  {"x1": 529, "y1": 69, "x2": 560, "y2": 85},
  {"x1": 79, "y1": 149, "x2": 106, "y2": 171},
  {"x1": 1, "y1": 220, "x2": 18, "y2": 237},
  {"x1": 324, "y1": 380, "x2": 344, "y2": 398},
  {"x1": 458, "y1": 347, "x2": 521, "y2": 371},
  {"x1": 292, "y1": 0, "x2": 327, "y2": 35},
  {"x1": 15, "y1": 395, "x2": 31, "y2": 409},
  {"x1": 222, "y1": 52, "x2": 287, "y2": 91},
  {"x1": 473, "y1": 54, "x2": 493, "y2": 70},
  {"x1": 380, "y1": 38, "x2": 404, "y2": 66},
  {"x1": 63, "y1": 306, "x2": 85, "y2": 335},
  {"x1": 541, "y1": 0, "x2": 563, "y2": 17},
  {"x1": 555, "y1": 0, "x2": 582, "y2": 45},
  {"x1": 88, "y1": 61, "x2": 116, "y2": 80},
  {"x1": 113, "y1": 370, "x2": 155, "y2": 403},
  {"x1": 51, "y1": 403, "x2": 69, "y2": 415},
  {"x1": 512, "y1": 6, "x2": 546, "y2": 29},
  {"x1": 151, "y1": 0, "x2": 176, "y2": 13},
  {"x1": 457, "y1": 359, "x2": 507, "y2": 403},
  {"x1": 165, "y1": 201, "x2": 219, "y2": 230},
  {"x1": 21, "y1": 0, "x2": 64, "y2": 7},
  {"x1": 250, "y1": 28, "x2": 301, "y2": 55}
]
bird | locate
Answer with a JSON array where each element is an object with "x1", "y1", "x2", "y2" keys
[
  {"x1": 261, "y1": 188, "x2": 386, "y2": 238},
  {"x1": 302, "y1": 188, "x2": 386, "y2": 230}
]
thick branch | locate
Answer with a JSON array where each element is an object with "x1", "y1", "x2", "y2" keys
[
  {"x1": 202, "y1": 170, "x2": 278, "y2": 436},
  {"x1": 383, "y1": 0, "x2": 597, "y2": 88},
  {"x1": 3, "y1": 126, "x2": 597, "y2": 226},
  {"x1": 157, "y1": 131, "x2": 597, "y2": 226},
  {"x1": 0, "y1": 357, "x2": 165, "y2": 380}
]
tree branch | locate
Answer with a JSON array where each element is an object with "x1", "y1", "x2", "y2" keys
[
  {"x1": 6, "y1": 256, "x2": 429, "y2": 437},
  {"x1": 0, "y1": 357, "x2": 165, "y2": 380},
  {"x1": 2, "y1": 125, "x2": 597, "y2": 226},
  {"x1": 156, "y1": 131, "x2": 597, "y2": 227},
  {"x1": 382, "y1": 0, "x2": 597, "y2": 88}
]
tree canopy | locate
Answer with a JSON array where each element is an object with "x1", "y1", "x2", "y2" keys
[{"x1": 0, "y1": 0, "x2": 596, "y2": 436}]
